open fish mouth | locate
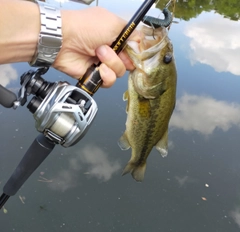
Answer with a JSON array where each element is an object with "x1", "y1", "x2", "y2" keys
[
  {"x1": 125, "y1": 26, "x2": 169, "y2": 66},
  {"x1": 126, "y1": 25, "x2": 168, "y2": 54}
]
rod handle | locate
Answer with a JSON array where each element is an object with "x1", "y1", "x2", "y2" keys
[{"x1": 77, "y1": 64, "x2": 102, "y2": 96}]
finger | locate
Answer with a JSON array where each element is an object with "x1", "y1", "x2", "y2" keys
[
  {"x1": 96, "y1": 45, "x2": 126, "y2": 77},
  {"x1": 118, "y1": 51, "x2": 135, "y2": 71},
  {"x1": 99, "y1": 63, "x2": 116, "y2": 88}
]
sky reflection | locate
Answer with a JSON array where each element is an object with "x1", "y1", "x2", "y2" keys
[
  {"x1": 0, "y1": 64, "x2": 17, "y2": 87},
  {"x1": 185, "y1": 11, "x2": 240, "y2": 76},
  {"x1": 170, "y1": 93, "x2": 240, "y2": 135},
  {"x1": 48, "y1": 144, "x2": 121, "y2": 192},
  {"x1": 78, "y1": 144, "x2": 121, "y2": 181},
  {"x1": 230, "y1": 207, "x2": 240, "y2": 229},
  {"x1": 175, "y1": 175, "x2": 196, "y2": 187}
]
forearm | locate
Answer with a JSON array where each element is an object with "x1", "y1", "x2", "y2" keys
[{"x1": 0, "y1": 0, "x2": 39, "y2": 64}]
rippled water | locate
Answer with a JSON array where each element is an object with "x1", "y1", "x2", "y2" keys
[{"x1": 1, "y1": 0, "x2": 240, "y2": 231}]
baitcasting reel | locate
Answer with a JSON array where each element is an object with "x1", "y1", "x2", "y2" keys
[
  {"x1": 0, "y1": 67, "x2": 98, "y2": 208},
  {"x1": 17, "y1": 67, "x2": 98, "y2": 147},
  {"x1": 0, "y1": 0, "x2": 157, "y2": 209}
]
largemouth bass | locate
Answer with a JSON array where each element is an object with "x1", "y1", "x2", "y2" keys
[{"x1": 118, "y1": 25, "x2": 177, "y2": 182}]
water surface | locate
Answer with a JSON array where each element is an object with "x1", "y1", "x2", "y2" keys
[{"x1": 1, "y1": 0, "x2": 240, "y2": 231}]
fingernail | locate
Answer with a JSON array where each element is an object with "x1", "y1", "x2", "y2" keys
[{"x1": 96, "y1": 45, "x2": 107, "y2": 57}]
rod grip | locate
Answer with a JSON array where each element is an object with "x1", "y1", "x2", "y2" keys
[
  {"x1": 77, "y1": 64, "x2": 102, "y2": 96},
  {"x1": 0, "y1": 85, "x2": 17, "y2": 108},
  {"x1": 3, "y1": 134, "x2": 55, "y2": 196},
  {"x1": 76, "y1": 0, "x2": 156, "y2": 96}
]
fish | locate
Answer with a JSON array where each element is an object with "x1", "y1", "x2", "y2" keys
[{"x1": 118, "y1": 25, "x2": 177, "y2": 182}]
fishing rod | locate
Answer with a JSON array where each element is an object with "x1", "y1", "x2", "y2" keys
[
  {"x1": 0, "y1": 0, "x2": 157, "y2": 209},
  {"x1": 77, "y1": 0, "x2": 157, "y2": 96}
]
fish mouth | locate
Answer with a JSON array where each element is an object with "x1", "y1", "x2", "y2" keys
[{"x1": 126, "y1": 25, "x2": 168, "y2": 54}]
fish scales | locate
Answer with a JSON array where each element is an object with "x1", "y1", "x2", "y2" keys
[{"x1": 118, "y1": 25, "x2": 177, "y2": 182}]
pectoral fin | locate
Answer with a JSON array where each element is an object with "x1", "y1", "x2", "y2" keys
[
  {"x1": 118, "y1": 132, "x2": 131, "y2": 150},
  {"x1": 123, "y1": 90, "x2": 128, "y2": 101},
  {"x1": 155, "y1": 129, "x2": 168, "y2": 157}
]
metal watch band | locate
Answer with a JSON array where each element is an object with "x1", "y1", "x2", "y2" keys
[{"x1": 29, "y1": 1, "x2": 62, "y2": 67}]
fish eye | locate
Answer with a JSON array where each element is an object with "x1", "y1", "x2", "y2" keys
[{"x1": 163, "y1": 53, "x2": 172, "y2": 64}]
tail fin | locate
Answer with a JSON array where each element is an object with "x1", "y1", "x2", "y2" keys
[{"x1": 122, "y1": 161, "x2": 147, "y2": 182}]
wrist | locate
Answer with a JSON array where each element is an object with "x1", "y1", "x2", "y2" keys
[{"x1": 29, "y1": 1, "x2": 62, "y2": 67}]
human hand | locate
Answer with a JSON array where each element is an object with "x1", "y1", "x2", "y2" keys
[{"x1": 53, "y1": 7, "x2": 141, "y2": 88}]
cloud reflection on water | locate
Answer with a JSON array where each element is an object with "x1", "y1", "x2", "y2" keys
[
  {"x1": 170, "y1": 93, "x2": 240, "y2": 135},
  {"x1": 185, "y1": 12, "x2": 240, "y2": 76},
  {"x1": 48, "y1": 145, "x2": 121, "y2": 192},
  {"x1": 48, "y1": 169, "x2": 79, "y2": 192},
  {"x1": 175, "y1": 175, "x2": 196, "y2": 187},
  {"x1": 0, "y1": 64, "x2": 17, "y2": 87},
  {"x1": 230, "y1": 208, "x2": 240, "y2": 228},
  {"x1": 79, "y1": 145, "x2": 121, "y2": 181}
]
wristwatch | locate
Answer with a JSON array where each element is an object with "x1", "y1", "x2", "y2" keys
[{"x1": 29, "y1": 1, "x2": 62, "y2": 67}]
